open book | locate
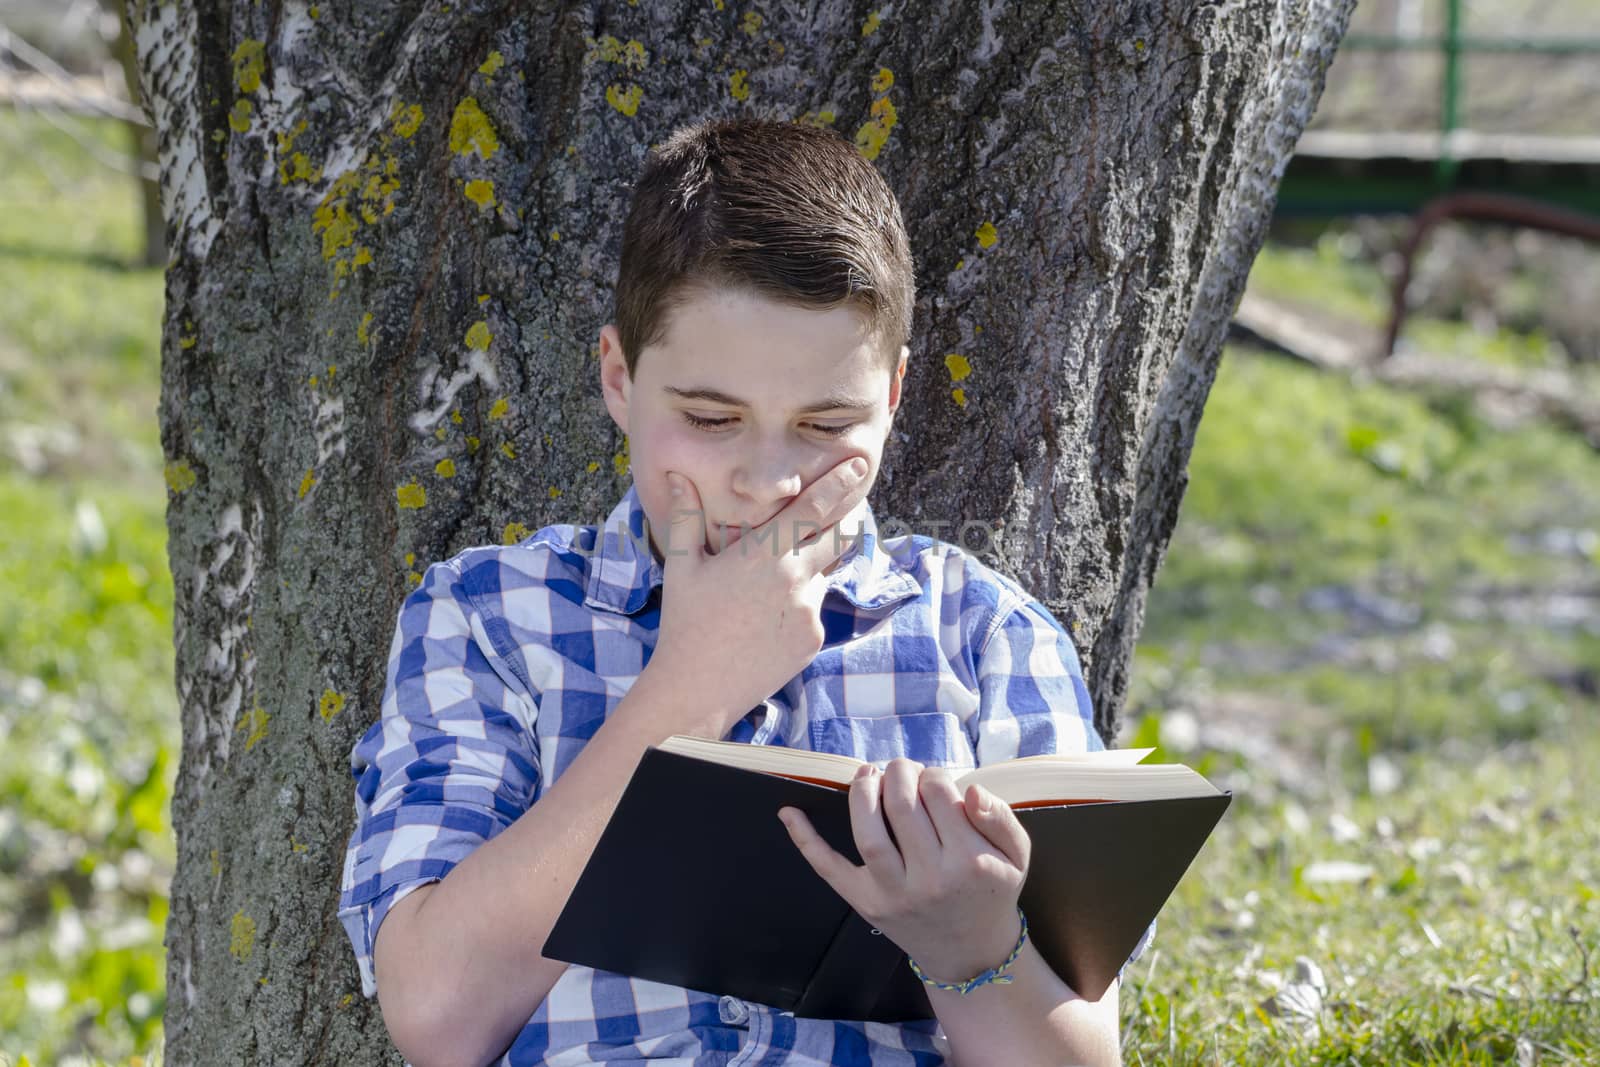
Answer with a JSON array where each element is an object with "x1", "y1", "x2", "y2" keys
[
  {"x1": 545, "y1": 737, "x2": 1230, "y2": 1019},
  {"x1": 657, "y1": 733, "x2": 1220, "y2": 806}
]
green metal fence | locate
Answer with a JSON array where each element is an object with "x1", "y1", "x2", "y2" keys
[
  {"x1": 1278, "y1": 0, "x2": 1600, "y2": 217},
  {"x1": 1342, "y1": 0, "x2": 1600, "y2": 182}
]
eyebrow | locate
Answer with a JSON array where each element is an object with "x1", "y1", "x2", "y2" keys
[{"x1": 663, "y1": 385, "x2": 876, "y2": 415}]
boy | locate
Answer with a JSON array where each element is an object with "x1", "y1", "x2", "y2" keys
[{"x1": 339, "y1": 117, "x2": 1138, "y2": 1067}]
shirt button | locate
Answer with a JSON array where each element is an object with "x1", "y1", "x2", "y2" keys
[{"x1": 718, "y1": 995, "x2": 750, "y2": 1025}]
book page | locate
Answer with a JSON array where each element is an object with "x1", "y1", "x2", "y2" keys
[{"x1": 657, "y1": 736, "x2": 1213, "y2": 803}]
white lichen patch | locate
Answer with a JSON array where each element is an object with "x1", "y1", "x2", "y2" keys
[
  {"x1": 409, "y1": 350, "x2": 501, "y2": 434},
  {"x1": 133, "y1": 3, "x2": 220, "y2": 261},
  {"x1": 314, "y1": 393, "x2": 347, "y2": 464}
]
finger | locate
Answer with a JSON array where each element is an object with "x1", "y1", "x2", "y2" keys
[
  {"x1": 919, "y1": 767, "x2": 991, "y2": 855},
  {"x1": 661, "y1": 471, "x2": 708, "y2": 563},
  {"x1": 777, "y1": 805, "x2": 865, "y2": 903},
  {"x1": 765, "y1": 456, "x2": 870, "y2": 559},
  {"x1": 879, "y1": 758, "x2": 941, "y2": 875},
  {"x1": 792, "y1": 495, "x2": 870, "y2": 576},
  {"x1": 848, "y1": 763, "x2": 904, "y2": 884},
  {"x1": 963, "y1": 784, "x2": 1031, "y2": 872}
]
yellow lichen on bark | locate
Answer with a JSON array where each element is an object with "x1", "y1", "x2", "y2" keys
[
  {"x1": 164, "y1": 459, "x2": 198, "y2": 493},
  {"x1": 587, "y1": 35, "x2": 648, "y2": 71},
  {"x1": 232, "y1": 39, "x2": 266, "y2": 94},
  {"x1": 449, "y1": 98, "x2": 500, "y2": 159},
  {"x1": 237, "y1": 706, "x2": 269, "y2": 751},
  {"x1": 391, "y1": 102, "x2": 424, "y2": 138},
  {"x1": 396, "y1": 480, "x2": 427, "y2": 509},
  {"x1": 854, "y1": 67, "x2": 899, "y2": 159},
  {"x1": 607, "y1": 84, "x2": 644, "y2": 116},
  {"x1": 318, "y1": 689, "x2": 346, "y2": 722},
  {"x1": 229, "y1": 911, "x2": 257, "y2": 961}
]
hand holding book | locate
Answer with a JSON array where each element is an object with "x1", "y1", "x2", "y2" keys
[
  {"x1": 776, "y1": 759, "x2": 1031, "y2": 985},
  {"x1": 544, "y1": 736, "x2": 1231, "y2": 1019}
]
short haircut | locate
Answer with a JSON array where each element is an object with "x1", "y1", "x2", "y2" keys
[{"x1": 612, "y1": 117, "x2": 915, "y2": 377}]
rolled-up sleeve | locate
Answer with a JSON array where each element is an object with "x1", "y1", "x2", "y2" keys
[
  {"x1": 971, "y1": 593, "x2": 1103, "y2": 765},
  {"x1": 971, "y1": 589, "x2": 1155, "y2": 977},
  {"x1": 337, "y1": 556, "x2": 541, "y2": 997}
]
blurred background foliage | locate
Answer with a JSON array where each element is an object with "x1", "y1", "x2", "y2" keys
[{"x1": 0, "y1": 0, "x2": 1596, "y2": 1063}]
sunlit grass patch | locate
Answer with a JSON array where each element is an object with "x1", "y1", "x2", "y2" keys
[
  {"x1": 1122, "y1": 725, "x2": 1600, "y2": 1065},
  {"x1": 1, "y1": 109, "x2": 173, "y2": 1064},
  {"x1": 1140, "y1": 346, "x2": 1600, "y2": 749},
  {"x1": 0, "y1": 111, "x2": 163, "y2": 483}
]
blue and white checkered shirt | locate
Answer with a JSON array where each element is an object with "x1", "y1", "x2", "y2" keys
[{"x1": 339, "y1": 483, "x2": 1148, "y2": 1066}]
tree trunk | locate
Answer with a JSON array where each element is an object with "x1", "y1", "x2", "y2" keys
[{"x1": 130, "y1": 0, "x2": 1353, "y2": 1061}]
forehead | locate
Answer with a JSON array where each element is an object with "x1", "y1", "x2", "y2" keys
[{"x1": 644, "y1": 288, "x2": 887, "y2": 398}]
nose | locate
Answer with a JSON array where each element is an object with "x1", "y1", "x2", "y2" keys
[{"x1": 730, "y1": 436, "x2": 805, "y2": 510}]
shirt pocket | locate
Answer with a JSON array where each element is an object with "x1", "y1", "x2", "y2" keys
[{"x1": 807, "y1": 711, "x2": 976, "y2": 769}]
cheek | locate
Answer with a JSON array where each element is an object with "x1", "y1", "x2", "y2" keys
[
  {"x1": 641, "y1": 425, "x2": 724, "y2": 477},
  {"x1": 630, "y1": 425, "x2": 722, "y2": 515}
]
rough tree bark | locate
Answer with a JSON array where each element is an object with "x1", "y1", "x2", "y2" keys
[{"x1": 130, "y1": 0, "x2": 1353, "y2": 1061}]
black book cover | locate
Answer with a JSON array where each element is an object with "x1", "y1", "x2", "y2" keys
[{"x1": 543, "y1": 747, "x2": 1230, "y2": 1021}]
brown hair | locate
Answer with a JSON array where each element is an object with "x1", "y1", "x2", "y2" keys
[{"x1": 612, "y1": 117, "x2": 915, "y2": 377}]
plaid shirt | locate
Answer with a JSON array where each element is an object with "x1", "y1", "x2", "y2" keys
[{"x1": 339, "y1": 483, "x2": 1148, "y2": 1066}]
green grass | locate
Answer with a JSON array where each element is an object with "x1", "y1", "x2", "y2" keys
[
  {"x1": 0, "y1": 106, "x2": 164, "y2": 482},
  {"x1": 1, "y1": 109, "x2": 1596, "y2": 1064},
  {"x1": 0, "y1": 111, "x2": 173, "y2": 1064},
  {"x1": 1121, "y1": 246, "x2": 1600, "y2": 1061},
  {"x1": 1245, "y1": 235, "x2": 1392, "y2": 329},
  {"x1": 1137, "y1": 346, "x2": 1600, "y2": 748},
  {"x1": 1121, "y1": 725, "x2": 1599, "y2": 1065}
]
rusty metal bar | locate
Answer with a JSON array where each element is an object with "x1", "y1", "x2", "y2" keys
[{"x1": 1380, "y1": 192, "x2": 1600, "y2": 360}]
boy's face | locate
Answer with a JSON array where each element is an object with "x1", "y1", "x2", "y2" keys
[{"x1": 599, "y1": 287, "x2": 907, "y2": 559}]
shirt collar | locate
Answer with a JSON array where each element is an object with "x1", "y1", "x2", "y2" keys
[{"x1": 583, "y1": 483, "x2": 921, "y2": 616}]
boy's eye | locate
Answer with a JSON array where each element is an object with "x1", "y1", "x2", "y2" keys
[
  {"x1": 808, "y1": 422, "x2": 857, "y2": 437},
  {"x1": 682, "y1": 412, "x2": 735, "y2": 431},
  {"x1": 680, "y1": 413, "x2": 858, "y2": 438}
]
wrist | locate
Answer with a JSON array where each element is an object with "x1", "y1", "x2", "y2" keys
[
  {"x1": 623, "y1": 659, "x2": 737, "y2": 740},
  {"x1": 908, "y1": 908, "x2": 1027, "y2": 990},
  {"x1": 613, "y1": 665, "x2": 696, "y2": 741}
]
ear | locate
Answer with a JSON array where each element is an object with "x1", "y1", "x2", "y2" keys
[
  {"x1": 598, "y1": 324, "x2": 632, "y2": 433},
  {"x1": 887, "y1": 345, "x2": 909, "y2": 415}
]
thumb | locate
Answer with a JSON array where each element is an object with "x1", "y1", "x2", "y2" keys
[{"x1": 661, "y1": 472, "x2": 706, "y2": 561}]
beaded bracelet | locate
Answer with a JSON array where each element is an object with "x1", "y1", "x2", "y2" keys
[{"x1": 906, "y1": 907, "x2": 1029, "y2": 995}]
